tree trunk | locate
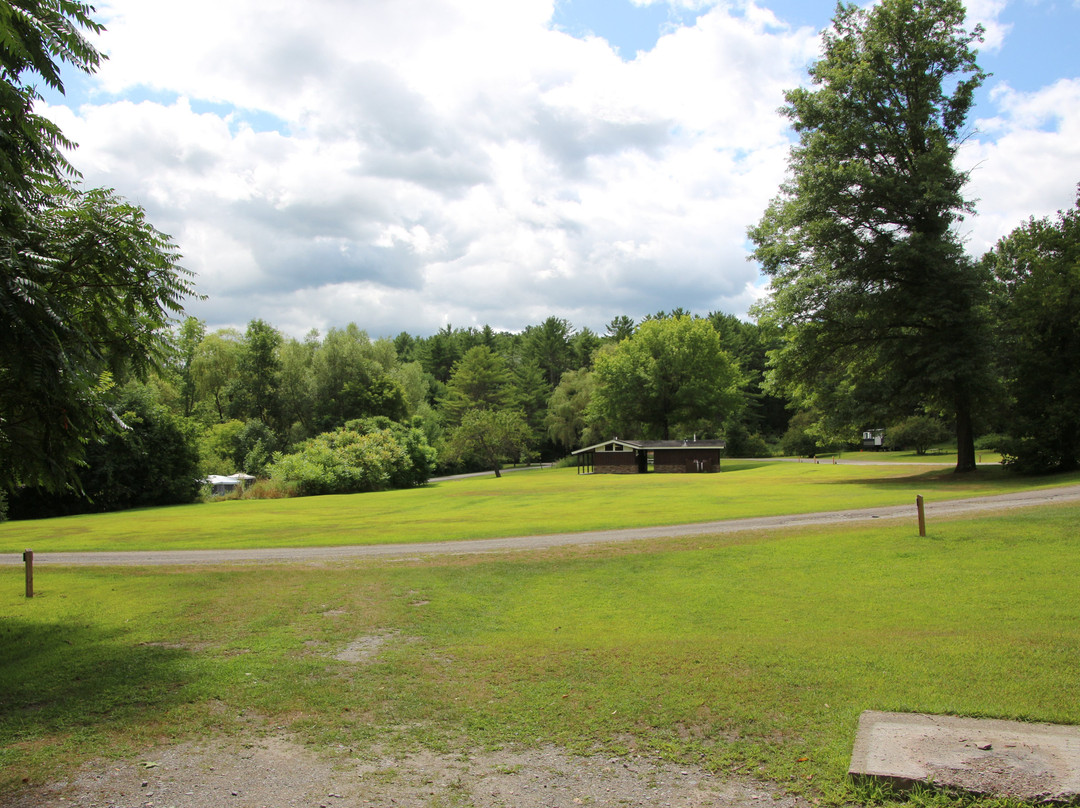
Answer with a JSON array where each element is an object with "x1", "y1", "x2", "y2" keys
[
  {"x1": 493, "y1": 464, "x2": 502, "y2": 478},
  {"x1": 954, "y1": 394, "x2": 976, "y2": 473}
]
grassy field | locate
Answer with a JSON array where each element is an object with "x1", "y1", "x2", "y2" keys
[
  {"x1": 2, "y1": 461, "x2": 1075, "y2": 553},
  {"x1": 2, "y1": 465, "x2": 1078, "y2": 805},
  {"x1": 2, "y1": 490, "x2": 1079, "y2": 804}
]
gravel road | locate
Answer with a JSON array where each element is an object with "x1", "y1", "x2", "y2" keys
[{"x1": 5, "y1": 484, "x2": 1078, "y2": 567}]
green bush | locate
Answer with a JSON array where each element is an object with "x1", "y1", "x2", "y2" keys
[
  {"x1": 270, "y1": 418, "x2": 435, "y2": 496},
  {"x1": 887, "y1": 415, "x2": 949, "y2": 455},
  {"x1": 974, "y1": 433, "x2": 1005, "y2": 451}
]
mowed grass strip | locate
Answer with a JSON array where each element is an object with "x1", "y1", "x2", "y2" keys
[
  {"x1": 2, "y1": 502, "x2": 1078, "y2": 804},
  {"x1": 2, "y1": 462, "x2": 1077, "y2": 553}
]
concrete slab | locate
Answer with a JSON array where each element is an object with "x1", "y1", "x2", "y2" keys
[{"x1": 850, "y1": 711, "x2": 1080, "y2": 801}]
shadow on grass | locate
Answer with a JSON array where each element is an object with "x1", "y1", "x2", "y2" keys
[
  {"x1": 0, "y1": 618, "x2": 193, "y2": 747},
  {"x1": 818, "y1": 466, "x2": 1080, "y2": 489}
]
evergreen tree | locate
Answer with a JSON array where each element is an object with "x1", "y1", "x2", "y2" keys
[{"x1": 749, "y1": 0, "x2": 991, "y2": 473}]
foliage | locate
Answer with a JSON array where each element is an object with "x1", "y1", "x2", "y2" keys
[
  {"x1": 887, "y1": 415, "x2": 949, "y2": 455},
  {"x1": 974, "y1": 433, "x2": 1005, "y2": 452},
  {"x1": 7, "y1": 383, "x2": 201, "y2": 518},
  {"x1": 0, "y1": 3, "x2": 195, "y2": 494},
  {"x1": 545, "y1": 368, "x2": 596, "y2": 450},
  {"x1": 722, "y1": 418, "x2": 772, "y2": 458},
  {"x1": 1, "y1": 185, "x2": 195, "y2": 494},
  {"x1": 780, "y1": 410, "x2": 824, "y2": 457},
  {"x1": 749, "y1": 0, "x2": 991, "y2": 474},
  {"x1": 229, "y1": 318, "x2": 283, "y2": 426},
  {"x1": 709, "y1": 312, "x2": 791, "y2": 439},
  {"x1": 0, "y1": 0, "x2": 102, "y2": 193},
  {"x1": 309, "y1": 324, "x2": 406, "y2": 431},
  {"x1": 444, "y1": 408, "x2": 533, "y2": 477},
  {"x1": 605, "y1": 315, "x2": 635, "y2": 341},
  {"x1": 269, "y1": 418, "x2": 434, "y2": 496},
  {"x1": 588, "y1": 315, "x2": 742, "y2": 440},
  {"x1": 190, "y1": 328, "x2": 243, "y2": 422},
  {"x1": 983, "y1": 195, "x2": 1080, "y2": 473},
  {"x1": 440, "y1": 345, "x2": 512, "y2": 424},
  {"x1": 522, "y1": 316, "x2": 573, "y2": 387}
]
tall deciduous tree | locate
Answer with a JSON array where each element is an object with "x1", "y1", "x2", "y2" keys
[
  {"x1": 983, "y1": 194, "x2": 1080, "y2": 472},
  {"x1": 1, "y1": 2, "x2": 195, "y2": 493},
  {"x1": 749, "y1": 0, "x2": 991, "y2": 473},
  {"x1": 588, "y1": 316, "x2": 742, "y2": 440}
]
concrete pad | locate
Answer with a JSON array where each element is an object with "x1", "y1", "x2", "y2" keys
[{"x1": 850, "y1": 711, "x2": 1080, "y2": 801}]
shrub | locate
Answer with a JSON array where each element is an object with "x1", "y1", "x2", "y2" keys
[
  {"x1": 270, "y1": 419, "x2": 436, "y2": 496},
  {"x1": 241, "y1": 478, "x2": 298, "y2": 499},
  {"x1": 974, "y1": 433, "x2": 1005, "y2": 451},
  {"x1": 887, "y1": 416, "x2": 949, "y2": 455}
]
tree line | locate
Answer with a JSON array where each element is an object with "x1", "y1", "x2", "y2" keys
[{"x1": 3, "y1": 0, "x2": 1079, "y2": 520}]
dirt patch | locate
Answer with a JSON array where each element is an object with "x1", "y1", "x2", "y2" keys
[
  {"x1": 10, "y1": 735, "x2": 808, "y2": 808},
  {"x1": 333, "y1": 631, "x2": 411, "y2": 663}
]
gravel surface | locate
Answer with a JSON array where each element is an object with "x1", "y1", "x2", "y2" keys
[
  {"x1": 10, "y1": 735, "x2": 809, "y2": 808},
  {"x1": 4, "y1": 484, "x2": 1079, "y2": 567}
]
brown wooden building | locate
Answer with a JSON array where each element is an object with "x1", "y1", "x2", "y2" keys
[{"x1": 572, "y1": 438, "x2": 726, "y2": 474}]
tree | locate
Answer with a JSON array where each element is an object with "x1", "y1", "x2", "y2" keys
[
  {"x1": 230, "y1": 319, "x2": 283, "y2": 426},
  {"x1": 983, "y1": 194, "x2": 1080, "y2": 472},
  {"x1": 887, "y1": 415, "x2": 949, "y2": 455},
  {"x1": 749, "y1": 0, "x2": 991, "y2": 473},
  {"x1": 8, "y1": 383, "x2": 201, "y2": 518},
  {"x1": 309, "y1": 325, "x2": 406, "y2": 431},
  {"x1": 1, "y1": 3, "x2": 196, "y2": 493},
  {"x1": 588, "y1": 315, "x2": 743, "y2": 440},
  {"x1": 522, "y1": 316, "x2": 573, "y2": 387},
  {"x1": 441, "y1": 345, "x2": 512, "y2": 424},
  {"x1": 546, "y1": 368, "x2": 596, "y2": 451},
  {"x1": 605, "y1": 315, "x2": 635, "y2": 342},
  {"x1": 191, "y1": 328, "x2": 243, "y2": 423},
  {"x1": 444, "y1": 408, "x2": 533, "y2": 478},
  {"x1": 1, "y1": 186, "x2": 195, "y2": 493}
]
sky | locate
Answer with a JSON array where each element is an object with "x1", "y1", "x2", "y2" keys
[{"x1": 37, "y1": 0, "x2": 1080, "y2": 339}]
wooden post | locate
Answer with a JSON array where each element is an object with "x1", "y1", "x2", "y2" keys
[
  {"x1": 916, "y1": 496, "x2": 926, "y2": 537},
  {"x1": 23, "y1": 549, "x2": 33, "y2": 598}
]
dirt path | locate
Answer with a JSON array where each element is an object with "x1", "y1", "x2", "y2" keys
[
  {"x1": 5, "y1": 484, "x2": 1079, "y2": 567},
  {"x1": 9, "y1": 736, "x2": 810, "y2": 808}
]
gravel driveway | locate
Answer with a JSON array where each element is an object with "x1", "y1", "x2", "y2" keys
[{"x1": 4, "y1": 484, "x2": 1079, "y2": 567}]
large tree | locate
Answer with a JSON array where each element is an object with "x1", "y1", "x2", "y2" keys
[
  {"x1": 1, "y1": 2, "x2": 196, "y2": 493},
  {"x1": 983, "y1": 194, "x2": 1080, "y2": 472},
  {"x1": 749, "y1": 0, "x2": 991, "y2": 473},
  {"x1": 588, "y1": 315, "x2": 742, "y2": 441}
]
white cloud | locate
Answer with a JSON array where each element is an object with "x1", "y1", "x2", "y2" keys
[
  {"x1": 960, "y1": 78, "x2": 1080, "y2": 252},
  {"x1": 38, "y1": 0, "x2": 1080, "y2": 337}
]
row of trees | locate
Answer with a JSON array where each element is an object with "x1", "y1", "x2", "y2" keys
[
  {"x1": 150, "y1": 310, "x2": 780, "y2": 479},
  {"x1": 3, "y1": 0, "x2": 1079, "y2": 520}
]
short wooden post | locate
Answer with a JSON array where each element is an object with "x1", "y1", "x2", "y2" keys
[
  {"x1": 916, "y1": 496, "x2": 926, "y2": 537},
  {"x1": 23, "y1": 549, "x2": 33, "y2": 598}
]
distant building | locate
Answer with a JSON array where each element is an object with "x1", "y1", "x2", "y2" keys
[
  {"x1": 572, "y1": 438, "x2": 726, "y2": 474},
  {"x1": 861, "y1": 429, "x2": 886, "y2": 451},
  {"x1": 205, "y1": 473, "x2": 257, "y2": 495}
]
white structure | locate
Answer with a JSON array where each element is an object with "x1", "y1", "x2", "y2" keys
[{"x1": 205, "y1": 473, "x2": 256, "y2": 496}]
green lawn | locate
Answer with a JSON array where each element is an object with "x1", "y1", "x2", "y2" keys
[
  {"x1": 2, "y1": 501, "x2": 1078, "y2": 805},
  {"x1": 2, "y1": 461, "x2": 1076, "y2": 553}
]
